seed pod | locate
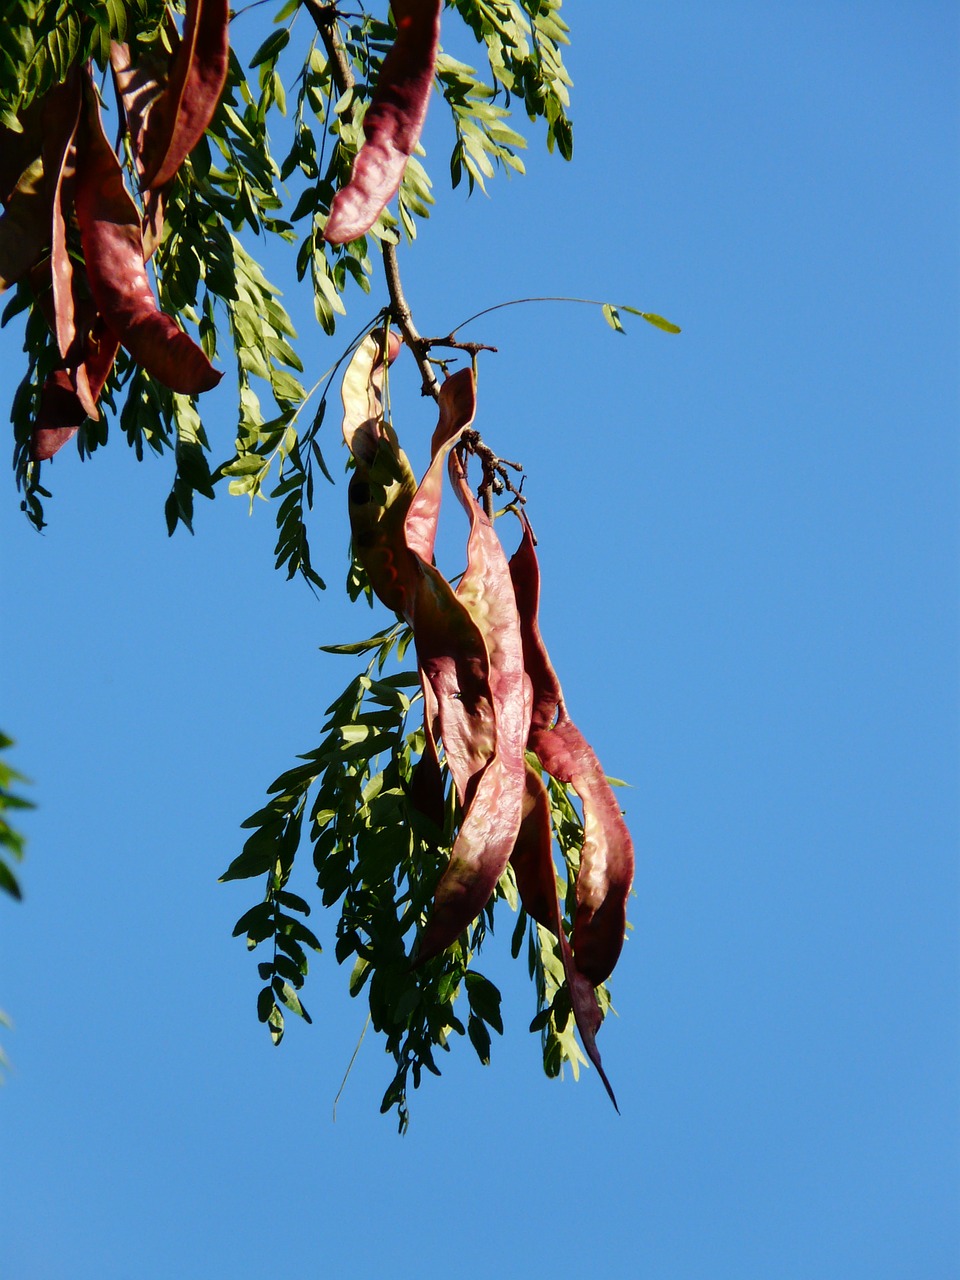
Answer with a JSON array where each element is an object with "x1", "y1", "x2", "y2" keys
[
  {"x1": 42, "y1": 67, "x2": 83, "y2": 359},
  {"x1": 510, "y1": 763, "x2": 619, "y2": 1110},
  {"x1": 110, "y1": 40, "x2": 164, "y2": 174},
  {"x1": 509, "y1": 516, "x2": 635, "y2": 988},
  {"x1": 110, "y1": 40, "x2": 168, "y2": 258},
  {"x1": 416, "y1": 415, "x2": 530, "y2": 962},
  {"x1": 404, "y1": 371, "x2": 496, "y2": 802},
  {"x1": 30, "y1": 310, "x2": 120, "y2": 461},
  {"x1": 324, "y1": 0, "x2": 441, "y2": 244},
  {"x1": 409, "y1": 675, "x2": 445, "y2": 828},
  {"x1": 341, "y1": 341, "x2": 495, "y2": 803},
  {"x1": 138, "y1": 0, "x2": 230, "y2": 191},
  {"x1": 342, "y1": 328, "x2": 419, "y2": 614},
  {"x1": 74, "y1": 72, "x2": 221, "y2": 396}
]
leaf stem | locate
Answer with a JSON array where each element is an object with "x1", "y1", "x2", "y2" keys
[{"x1": 449, "y1": 295, "x2": 681, "y2": 336}]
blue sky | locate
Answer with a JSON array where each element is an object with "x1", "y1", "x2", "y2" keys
[{"x1": 2, "y1": 2, "x2": 958, "y2": 1276}]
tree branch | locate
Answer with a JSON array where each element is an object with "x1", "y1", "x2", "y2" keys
[
  {"x1": 304, "y1": 1, "x2": 354, "y2": 89},
  {"x1": 305, "y1": 0, "x2": 441, "y2": 401},
  {"x1": 381, "y1": 244, "x2": 441, "y2": 399}
]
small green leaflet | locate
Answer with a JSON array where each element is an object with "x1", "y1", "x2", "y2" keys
[
  {"x1": 603, "y1": 303, "x2": 681, "y2": 335},
  {"x1": 621, "y1": 305, "x2": 682, "y2": 334}
]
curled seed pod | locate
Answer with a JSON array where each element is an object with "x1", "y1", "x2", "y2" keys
[
  {"x1": 74, "y1": 72, "x2": 221, "y2": 396},
  {"x1": 138, "y1": 0, "x2": 230, "y2": 191},
  {"x1": 110, "y1": 41, "x2": 168, "y2": 259},
  {"x1": 509, "y1": 515, "x2": 635, "y2": 988},
  {"x1": 510, "y1": 764, "x2": 619, "y2": 1110},
  {"x1": 30, "y1": 315, "x2": 121, "y2": 461},
  {"x1": 404, "y1": 371, "x2": 496, "y2": 803},
  {"x1": 110, "y1": 40, "x2": 164, "y2": 175},
  {"x1": 42, "y1": 67, "x2": 82, "y2": 359},
  {"x1": 416, "y1": 410, "x2": 531, "y2": 962},
  {"x1": 341, "y1": 342, "x2": 494, "y2": 804},
  {"x1": 324, "y1": 0, "x2": 442, "y2": 244}
]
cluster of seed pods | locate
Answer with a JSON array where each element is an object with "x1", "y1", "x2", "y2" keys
[
  {"x1": 0, "y1": 0, "x2": 229, "y2": 460},
  {"x1": 341, "y1": 331, "x2": 635, "y2": 1106}
]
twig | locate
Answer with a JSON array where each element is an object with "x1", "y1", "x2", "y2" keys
[
  {"x1": 459, "y1": 430, "x2": 525, "y2": 520},
  {"x1": 305, "y1": 2, "x2": 354, "y2": 87},
  {"x1": 421, "y1": 336, "x2": 499, "y2": 358},
  {"x1": 382, "y1": 244, "x2": 441, "y2": 399}
]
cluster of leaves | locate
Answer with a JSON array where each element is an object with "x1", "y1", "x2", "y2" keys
[
  {"x1": 223, "y1": 623, "x2": 607, "y2": 1130},
  {"x1": 0, "y1": 0, "x2": 158, "y2": 124},
  {"x1": 0, "y1": 733, "x2": 34, "y2": 1079},
  {"x1": 0, "y1": 734, "x2": 31, "y2": 907}
]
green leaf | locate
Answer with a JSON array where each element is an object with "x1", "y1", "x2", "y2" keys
[
  {"x1": 320, "y1": 625, "x2": 401, "y2": 656},
  {"x1": 256, "y1": 985, "x2": 275, "y2": 1022},
  {"x1": 277, "y1": 977, "x2": 312, "y2": 1018},
  {"x1": 467, "y1": 1014, "x2": 492, "y2": 1064},
  {"x1": 601, "y1": 303, "x2": 625, "y2": 335},
  {"x1": 621, "y1": 306, "x2": 682, "y2": 334},
  {"x1": 465, "y1": 972, "x2": 503, "y2": 1034},
  {"x1": 0, "y1": 861, "x2": 22, "y2": 900},
  {"x1": 231, "y1": 901, "x2": 273, "y2": 939},
  {"x1": 250, "y1": 29, "x2": 290, "y2": 70}
]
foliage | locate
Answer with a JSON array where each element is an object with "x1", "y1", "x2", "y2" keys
[
  {"x1": 0, "y1": 733, "x2": 33, "y2": 1078},
  {"x1": 221, "y1": 621, "x2": 612, "y2": 1132}
]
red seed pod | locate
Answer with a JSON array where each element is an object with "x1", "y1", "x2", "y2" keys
[
  {"x1": 509, "y1": 515, "x2": 635, "y2": 988},
  {"x1": 30, "y1": 315, "x2": 120, "y2": 461},
  {"x1": 74, "y1": 72, "x2": 221, "y2": 396},
  {"x1": 41, "y1": 67, "x2": 83, "y2": 359},
  {"x1": 409, "y1": 675, "x2": 445, "y2": 828},
  {"x1": 30, "y1": 371, "x2": 85, "y2": 462},
  {"x1": 110, "y1": 40, "x2": 164, "y2": 175},
  {"x1": 510, "y1": 763, "x2": 619, "y2": 1110},
  {"x1": 110, "y1": 40, "x2": 168, "y2": 259},
  {"x1": 416, "y1": 411, "x2": 531, "y2": 962},
  {"x1": 404, "y1": 370, "x2": 497, "y2": 804},
  {"x1": 138, "y1": 0, "x2": 230, "y2": 191},
  {"x1": 324, "y1": 0, "x2": 441, "y2": 244}
]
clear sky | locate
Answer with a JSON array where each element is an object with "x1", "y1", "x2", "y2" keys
[{"x1": 2, "y1": 2, "x2": 958, "y2": 1276}]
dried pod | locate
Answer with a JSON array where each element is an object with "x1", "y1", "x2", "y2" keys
[
  {"x1": 138, "y1": 0, "x2": 230, "y2": 191},
  {"x1": 510, "y1": 763, "x2": 618, "y2": 1110},
  {"x1": 74, "y1": 72, "x2": 221, "y2": 395},
  {"x1": 416, "y1": 404, "x2": 530, "y2": 962},
  {"x1": 42, "y1": 67, "x2": 83, "y2": 359},
  {"x1": 509, "y1": 516, "x2": 635, "y2": 987},
  {"x1": 324, "y1": 0, "x2": 441, "y2": 243}
]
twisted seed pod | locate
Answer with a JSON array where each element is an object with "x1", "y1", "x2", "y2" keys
[
  {"x1": 74, "y1": 72, "x2": 221, "y2": 396},
  {"x1": 509, "y1": 516, "x2": 635, "y2": 987},
  {"x1": 324, "y1": 0, "x2": 441, "y2": 244},
  {"x1": 138, "y1": 0, "x2": 230, "y2": 191}
]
